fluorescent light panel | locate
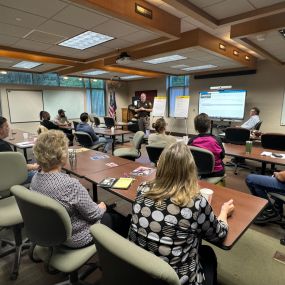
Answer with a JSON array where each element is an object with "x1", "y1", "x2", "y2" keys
[
  {"x1": 182, "y1": 64, "x2": 217, "y2": 71},
  {"x1": 59, "y1": 31, "x2": 114, "y2": 50},
  {"x1": 12, "y1": 61, "x2": 42, "y2": 69},
  {"x1": 143, "y1": 55, "x2": 187, "y2": 64},
  {"x1": 171, "y1": 64, "x2": 190, "y2": 69},
  {"x1": 210, "y1": 85, "x2": 232, "y2": 90},
  {"x1": 83, "y1": 70, "x2": 109, "y2": 76},
  {"x1": 121, "y1": 75, "x2": 144, "y2": 79}
]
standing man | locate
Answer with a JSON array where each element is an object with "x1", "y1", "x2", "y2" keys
[
  {"x1": 240, "y1": 107, "x2": 260, "y2": 130},
  {"x1": 135, "y1": 93, "x2": 153, "y2": 133}
]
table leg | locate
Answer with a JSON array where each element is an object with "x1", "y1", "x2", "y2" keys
[
  {"x1": 261, "y1": 162, "x2": 266, "y2": 175},
  {"x1": 121, "y1": 134, "x2": 124, "y2": 143},
  {"x1": 23, "y1": 148, "x2": 28, "y2": 162},
  {"x1": 92, "y1": 183, "x2": 98, "y2": 202},
  {"x1": 112, "y1": 135, "x2": 115, "y2": 154}
]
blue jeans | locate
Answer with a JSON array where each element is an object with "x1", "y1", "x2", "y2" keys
[
  {"x1": 94, "y1": 137, "x2": 112, "y2": 152},
  {"x1": 246, "y1": 174, "x2": 285, "y2": 207}
]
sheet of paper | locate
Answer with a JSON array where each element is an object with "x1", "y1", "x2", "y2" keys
[{"x1": 152, "y1": 96, "x2": 167, "y2": 117}]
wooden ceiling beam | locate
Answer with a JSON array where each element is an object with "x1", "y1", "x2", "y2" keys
[{"x1": 70, "y1": 0, "x2": 180, "y2": 39}]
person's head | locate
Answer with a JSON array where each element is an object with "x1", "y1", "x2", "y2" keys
[
  {"x1": 194, "y1": 113, "x2": 210, "y2": 134},
  {"x1": 39, "y1": 110, "x2": 45, "y2": 120},
  {"x1": 145, "y1": 142, "x2": 199, "y2": 206},
  {"x1": 152, "y1": 117, "x2": 167, "y2": 134},
  {"x1": 250, "y1": 107, "x2": 260, "y2": 116},
  {"x1": 58, "y1": 109, "x2": 66, "y2": 117},
  {"x1": 42, "y1": 111, "x2": 51, "y2": 121},
  {"x1": 33, "y1": 130, "x2": 69, "y2": 172},
  {"x1": 140, "y1": 93, "x2": 146, "y2": 102},
  {"x1": 0, "y1": 116, "x2": 9, "y2": 139},
  {"x1": 80, "y1": 112, "x2": 89, "y2": 122}
]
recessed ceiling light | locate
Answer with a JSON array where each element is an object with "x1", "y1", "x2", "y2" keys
[
  {"x1": 0, "y1": 71, "x2": 7, "y2": 74},
  {"x1": 59, "y1": 31, "x2": 114, "y2": 50},
  {"x1": 12, "y1": 61, "x2": 42, "y2": 69},
  {"x1": 171, "y1": 64, "x2": 190, "y2": 69},
  {"x1": 143, "y1": 55, "x2": 187, "y2": 64},
  {"x1": 63, "y1": 76, "x2": 69, "y2": 80},
  {"x1": 219, "y1": 43, "x2": 226, "y2": 50},
  {"x1": 83, "y1": 70, "x2": 109, "y2": 76},
  {"x1": 182, "y1": 64, "x2": 217, "y2": 71},
  {"x1": 121, "y1": 75, "x2": 144, "y2": 79},
  {"x1": 279, "y1": 29, "x2": 285, "y2": 38}
]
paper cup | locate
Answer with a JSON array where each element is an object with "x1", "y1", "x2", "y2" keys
[
  {"x1": 183, "y1": 135, "x2": 189, "y2": 144},
  {"x1": 200, "y1": 188, "x2": 214, "y2": 204},
  {"x1": 23, "y1": 133, "x2": 28, "y2": 140}
]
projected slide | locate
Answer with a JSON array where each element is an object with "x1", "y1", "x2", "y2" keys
[{"x1": 199, "y1": 90, "x2": 246, "y2": 120}]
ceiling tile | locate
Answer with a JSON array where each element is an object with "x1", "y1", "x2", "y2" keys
[
  {"x1": 121, "y1": 30, "x2": 159, "y2": 44},
  {"x1": 53, "y1": 5, "x2": 110, "y2": 29},
  {"x1": 13, "y1": 39, "x2": 52, "y2": 52},
  {"x1": 0, "y1": 0, "x2": 67, "y2": 18},
  {"x1": 0, "y1": 5, "x2": 46, "y2": 28},
  {"x1": 101, "y1": 38, "x2": 132, "y2": 49},
  {"x1": 93, "y1": 19, "x2": 138, "y2": 38},
  {"x1": 187, "y1": 0, "x2": 227, "y2": 9},
  {"x1": 0, "y1": 23, "x2": 31, "y2": 38},
  {"x1": 0, "y1": 34, "x2": 19, "y2": 46},
  {"x1": 45, "y1": 45, "x2": 78, "y2": 56},
  {"x1": 248, "y1": 0, "x2": 285, "y2": 9},
  {"x1": 38, "y1": 20, "x2": 84, "y2": 38}
]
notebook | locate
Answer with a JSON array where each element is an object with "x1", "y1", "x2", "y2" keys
[{"x1": 112, "y1": 177, "x2": 134, "y2": 189}]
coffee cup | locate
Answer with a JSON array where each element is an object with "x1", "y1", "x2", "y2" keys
[
  {"x1": 23, "y1": 133, "x2": 28, "y2": 140},
  {"x1": 110, "y1": 127, "x2": 115, "y2": 134},
  {"x1": 200, "y1": 188, "x2": 214, "y2": 204},
  {"x1": 245, "y1": 140, "x2": 252, "y2": 154},
  {"x1": 183, "y1": 135, "x2": 189, "y2": 144}
]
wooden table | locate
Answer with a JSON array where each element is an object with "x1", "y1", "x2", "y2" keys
[
  {"x1": 224, "y1": 143, "x2": 285, "y2": 174},
  {"x1": 4, "y1": 129, "x2": 36, "y2": 161},
  {"x1": 93, "y1": 128, "x2": 132, "y2": 153},
  {"x1": 83, "y1": 161, "x2": 267, "y2": 250}
]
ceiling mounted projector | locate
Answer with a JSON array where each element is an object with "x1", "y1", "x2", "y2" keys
[{"x1": 116, "y1": 52, "x2": 132, "y2": 64}]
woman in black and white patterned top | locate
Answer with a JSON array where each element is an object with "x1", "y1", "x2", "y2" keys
[{"x1": 128, "y1": 142, "x2": 234, "y2": 285}]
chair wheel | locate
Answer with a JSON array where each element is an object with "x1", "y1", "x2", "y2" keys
[
  {"x1": 280, "y1": 238, "x2": 285, "y2": 246},
  {"x1": 10, "y1": 272, "x2": 18, "y2": 280}
]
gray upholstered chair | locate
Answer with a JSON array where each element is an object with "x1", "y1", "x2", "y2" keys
[
  {"x1": 189, "y1": 146, "x2": 225, "y2": 185},
  {"x1": 90, "y1": 224, "x2": 180, "y2": 285},
  {"x1": 0, "y1": 152, "x2": 29, "y2": 280},
  {"x1": 74, "y1": 131, "x2": 104, "y2": 151},
  {"x1": 113, "y1": 131, "x2": 144, "y2": 161},
  {"x1": 11, "y1": 185, "x2": 97, "y2": 285}
]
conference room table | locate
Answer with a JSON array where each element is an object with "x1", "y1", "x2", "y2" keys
[
  {"x1": 224, "y1": 143, "x2": 285, "y2": 174},
  {"x1": 4, "y1": 129, "x2": 36, "y2": 161},
  {"x1": 93, "y1": 127, "x2": 132, "y2": 153},
  {"x1": 63, "y1": 148, "x2": 267, "y2": 250}
]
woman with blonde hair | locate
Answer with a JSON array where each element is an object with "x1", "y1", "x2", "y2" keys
[
  {"x1": 128, "y1": 142, "x2": 234, "y2": 285},
  {"x1": 148, "y1": 117, "x2": 176, "y2": 147},
  {"x1": 31, "y1": 130, "x2": 128, "y2": 248}
]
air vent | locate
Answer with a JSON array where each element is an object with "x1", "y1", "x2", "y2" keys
[{"x1": 24, "y1": 30, "x2": 66, "y2": 44}]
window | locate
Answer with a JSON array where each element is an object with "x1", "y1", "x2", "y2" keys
[
  {"x1": 87, "y1": 79, "x2": 106, "y2": 116},
  {"x1": 167, "y1": 75, "x2": 189, "y2": 117}
]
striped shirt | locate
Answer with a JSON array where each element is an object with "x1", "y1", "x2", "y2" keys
[{"x1": 30, "y1": 172, "x2": 104, "y2": 248}]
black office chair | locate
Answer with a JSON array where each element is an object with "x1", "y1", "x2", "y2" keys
[
  {"x1": 73, "y1": 121, "x2": 79, "y2": 131},
  {"x1": 93, "y1": 117, "x2": 101, "y2": 127},
  {"x1": 224, "y1": 127, "x2": 251, "y2": 174},
  {"x1": 74, "y1": 131, "x2": 104, "y2": 151},
  {"x1": 254, "y1": 121, "x2": 262, "y2": 131},
  {"x1": 146, "y1": 146, "x2": 164, "y2": 166},
  {"x1": 261, "y1": 133, "x2": 285, "y2": 151},
  {"x1": 189, "y1": 146, "x2": 225, "y2": 185},
  {"x1": 104, "y1": 117, "x2": 115, "y2": 128}
]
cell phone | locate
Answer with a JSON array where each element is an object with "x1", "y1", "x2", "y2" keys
[{"x1": 272, "y1": 153, "x2": 283, "y2": 158}]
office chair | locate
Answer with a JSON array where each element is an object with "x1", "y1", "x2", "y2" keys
[
  {"x1": 93, "y1": 116, "x2": 101, "y2": 127},
  {"x1": 90, "y1": 224, "x2": 180, "y2": 285},
  {"x1": 261, "y1": 133, "x2": 285, "y2": 151},
  {"x1": 0, "y1": 152, "x2": 29, "y2": 280},
  {"x1": 224, "y1": 127, "x2": 251, "y2": 175},
  {"x1": 104, "y1": 116, "x2": 115, "y2": 128},
  {"x1": 254, "y1": 121, "x2": 262, "y2": 131},
  {"x1": 146, "y1": 146, "x2": 164, "y2": 166},
  {"x1": 189, "y1": 146, "x2": 225, "y2": 185},
  {"x1": 113, "y1": 131, "x2": 144, "y2": 161},
  {"x1": 74, "y1": 131, "x2": 104, "y2": 151},
  {"x1": 11, "y1": 185, "x2": 97, "y2": 285},
  {"x1": 73, "y1": 121, "x2": 79, "y2": 131}
]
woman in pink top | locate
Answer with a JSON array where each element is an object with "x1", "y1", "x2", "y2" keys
[{"x1": 188, "y1": 113, "x2": 225, "y2": 178}]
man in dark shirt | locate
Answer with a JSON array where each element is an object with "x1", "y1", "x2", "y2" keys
[
  {"x1": 135, "y1": 93, "x2": 152, "y2": 133},
  {"x1": 0, "y1": 116, "x2": 39, "y2": 182}
]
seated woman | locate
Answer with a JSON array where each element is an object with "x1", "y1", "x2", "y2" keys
[
  {"x1": 188, "y1": 113, "x2": 225, "y2": 178},
  {"x1": 148, "y1": 117, "x2": 176, "y2": 147},
  {"x1": 31, "y1": 130, "x2": 128, "y2": 248},
  {"x1": 129, "y1": 142, "x2": 234, "y2": 285}
]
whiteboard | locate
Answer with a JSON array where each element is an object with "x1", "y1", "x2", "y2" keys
[
  {"x1": 152, "y1": 96, "x2": 167, "y2": 117},
  {"x1": 7, "y1": 90, "x2": 43, "y2": 123},
  {"x1": 43, "y1": 90, "x2": 85, "y2": 120},
  {"x1": 173, "y1": 96, "x2": 190, "y2": 118}
]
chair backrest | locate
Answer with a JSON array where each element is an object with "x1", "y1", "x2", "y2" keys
[
  {"x1": 146, "y1": 146, "x2": 164, "y2": 165},
  {"x1": 93, "y1": 117, "x2": 101, "y2": 127},
  {"x1": 225, "y1": 127, "x2": 250, "y2": 145},
  {"x1": 104, "y1": 117, "x2": 115, "y2": 128},
  {"x1": 261, "y1": 133, "x2": 285, "y2": 151},
  {"x1": 189, "y1": 146, "x2": 214, "y2": 175},
  {"x1": 90, "y1": 224, "x2": 180, "y2": 285},
  {"x1": 0, "y1": 152, "x2": 28, "y2": 193},
  {"x1": 132, "y1": 131, "x2": 145, "y2": 150},
  {"x1": 11, "y1": 185, "x2": 72, "y2": 247},
  {"x1": 73, "y1": 121, "x2": 79, "y2": 130},
  {"x1": 254, "y1": 121, "x2": 262, "y2": 130},
  {"x1": 74, "y1": 131, "x2": 93, "y2": 147}
]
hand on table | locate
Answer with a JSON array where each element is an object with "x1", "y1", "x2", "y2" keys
[
  {"x1": 221, "y1": 199, "x2": 235, "y2": 217},
  {"x1": 98, "y1": 202, "x2": 107, "y2": 212},
  {"x1": 27, "y1": 163, "x2": 40, "y2": 171}
]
